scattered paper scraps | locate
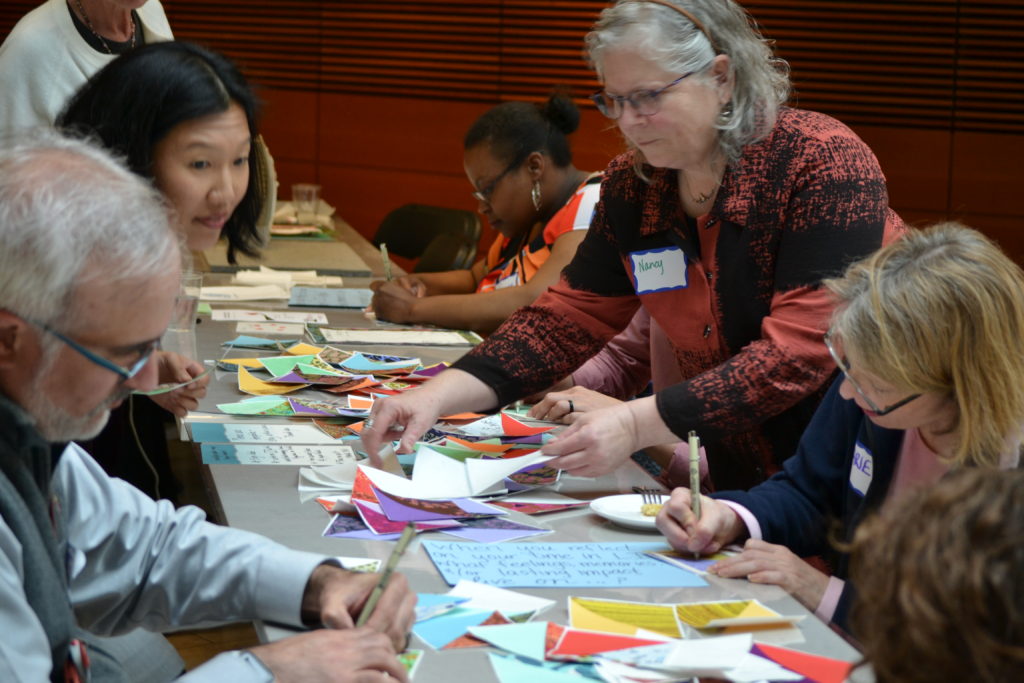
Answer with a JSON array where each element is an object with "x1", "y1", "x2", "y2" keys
[
  {"x1": 286, "y1": 342, "x2": 326, "y2": 356},
  {"x1": 322, "y1": 512, "x2": 400, "y2": 541},
  {"x1": 413, "y1": 608, "x2": 502, "y2": 650},
  {"x1": 447, "y1": 580, "x2": 555, "y2": 620},
  {"x1": 442, "y1": 611, "x2": 513, "y2": 649},
  {"x1": 238, "y1": 365, "x2": 309, "y2": 395},
  {"x1": 422, "y1": 541, "x2": 709, "y2": 588},
  {"x1": 415, "y1": 594, "x2": 469, "y2": 623},
  {"x1": 201, "y1": 443, "x2": 358, "y2": 466},
  {"x1": 467, "y1": 621, "x2": 549, "y2": 662}
]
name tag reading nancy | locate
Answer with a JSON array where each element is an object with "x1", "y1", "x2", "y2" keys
[
  {"x1": 849, "y1": 441, "x2": 873, "y2": 496},
  {"x1": 629, "y1": 246, "x2": 688, "y2": 294}
]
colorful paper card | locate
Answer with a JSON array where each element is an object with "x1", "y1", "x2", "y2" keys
[
  {"x1": 546, "y1": 627, "x2": 666, "y2": 661},
  {"x1": 752, "y1": 644, "x2": 853, "y2": 683},
  {"x1": 442, "y1": 611, "x2": 512, "y2": 649},
  {"x1": 415, "y1": 594, "x2": 469, "y2": 623},
  {"x1": 569, "y1": 597, "x2": 682, "y2": 639},
  {"x1": 222, "y1": 335, "x2": 297, "y2": 349},
  {"x1": 421, "y1": 542, "x2": 710, "y2": 588},
  {"x1": 201, "y1": 443, "x2": 358, "y2": 466},
  {"x1": 500, "y1": 413, "x2": 557, "y2": 437},
  {"x1": 216, "y1": 398, "x2": 293, "y2": 416},
  {"x1": 645, "y1": 548, "x2": 737, "y2": 575},
  {"x1": 447, "y1": 580, "x2": 555, "y2": 619},
  {"x1": 412, "y1": 607, "x2": 496, "y2": 650},
  {"x1": 258, "y1": 354, "x2": 317, "y2": 376},
  {"x1": 468, "y1": 622, "x2": 549, "y2": 662},
  {"x1": 237, "y1": 365, "x2": 309, "y2": 395}
]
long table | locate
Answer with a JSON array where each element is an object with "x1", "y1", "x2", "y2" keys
[{"x1": 187, "y1": 234, "x2": 869, "y2": 682}]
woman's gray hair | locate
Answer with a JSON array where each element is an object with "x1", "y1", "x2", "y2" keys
[
  {"x1": 0, "y1": 128, "x2": 180, "y2": 328},
  {"x1": 585, "y1": 0, "x2": 791, "y2": 163}
]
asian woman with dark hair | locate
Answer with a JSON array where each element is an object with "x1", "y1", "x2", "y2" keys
[{"x1": 58, "y1": 40, "x2": 268, "y2": 263}]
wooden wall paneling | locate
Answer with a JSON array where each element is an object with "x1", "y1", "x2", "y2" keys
[
  {"x1": 950, "y1": 130, "x2": 1024, "y2": 217},
  {"x1": 849, "y1": 126, "x2": 952, "y2": 215}
]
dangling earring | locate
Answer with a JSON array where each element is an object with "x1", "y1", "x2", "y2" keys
[
  {"x1": 531, "y1": 181, "x2": 542, "y2": 211},
  {"x1": 716, "y1": 101, "x2": 734, "y2": 126}
]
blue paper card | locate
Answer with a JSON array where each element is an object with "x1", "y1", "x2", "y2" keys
[
  {"x1": 289, "y1": 286, "x2": 373, "y2": 308},
  {"x1": 421, "y1": 541, "x2": 708, "y2": 588}
]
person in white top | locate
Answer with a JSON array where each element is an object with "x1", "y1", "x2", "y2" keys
[{"x1": 0, "y1": 0, "x2": 173, "y2": 137}]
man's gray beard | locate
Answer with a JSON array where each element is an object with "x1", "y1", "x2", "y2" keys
[{"x1": 23, "y1": 347, "x2": 131, "y2": 443}]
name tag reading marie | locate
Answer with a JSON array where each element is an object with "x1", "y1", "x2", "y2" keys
[
  {"x1": 849, "y1": 441, "x2": 873, "y2": 496},
  {"x1": 629, "y1": 246, "x2": 687, "y2": 294}
]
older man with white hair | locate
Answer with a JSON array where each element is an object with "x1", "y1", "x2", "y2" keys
[{"x1": 0, "y1": 131, "x2": 413, "y2": 682}]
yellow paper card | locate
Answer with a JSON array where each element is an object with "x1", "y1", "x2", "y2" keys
[
  {"x1": 569, "y1": 597, "x2": 682, "y2": 638},
  {"x1": 218, "y1": 357, "x2": 265, "y2": 369},
  {"x1": 287, "y1": 342, "x2": 324, "y2": 356},
  {"x1": 675, "y1": 600, "x2": 751, "y2": 629},
  {"x1": 237, "y1": 365, "x2": 310, "y2": 396}
]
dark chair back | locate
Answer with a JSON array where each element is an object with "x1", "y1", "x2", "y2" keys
[{"x1": 373, "y1": 204, "x2": 481, "y2": 270}]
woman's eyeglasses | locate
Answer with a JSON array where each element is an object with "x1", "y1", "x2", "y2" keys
[
  {"x1": 590, "y1": 72, "x2": 694, "y2": 120},
  {"x1": 472, "y1": 158, "x2": 521, "y2": 204},
  {"x1": 824, "y1": 330, "x2": 921, "y2": 416}
]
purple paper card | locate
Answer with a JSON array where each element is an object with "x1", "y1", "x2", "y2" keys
[
  {"x1": 354, "y1": 500, "x2": 462, "y2": 535},
  {"x1": 322, "y1": 513, "x2": 401, "y2": 540},
  {"x1": 500, "y1": 433, "x2": 544, "y2": 445},
  {"x1": 375, "y1": 489, "x2": 506, "y2": 523},
  {"x1": 288, "y1": 399, "x2": 337, "y2": 416}
]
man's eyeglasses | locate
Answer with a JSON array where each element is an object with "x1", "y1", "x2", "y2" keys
[
  {"x1": 27, "y1": 317, "x2": 158, "y2": 381},
  {"x1": 590, "y1": 72, "x2": 694, "y2": 120},
  {"x1": 824, "y1": 330, "x2": 921, "y2": 416},
  {"x1": 472, "y1": 157, "x2": 523, "y2": 204}
]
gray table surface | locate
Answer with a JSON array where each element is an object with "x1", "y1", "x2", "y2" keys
[{"x1": 187, "y1": 254, "x2": 869, "y2": 682}]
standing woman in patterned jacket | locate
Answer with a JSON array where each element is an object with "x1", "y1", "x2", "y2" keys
[{"x1": 362, "y1": 0, "x2": 903, "y2": 491}]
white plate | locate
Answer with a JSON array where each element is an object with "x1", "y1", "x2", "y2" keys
[{"x1": 590, "y1": 493, "x2": 666, "y2": 531}]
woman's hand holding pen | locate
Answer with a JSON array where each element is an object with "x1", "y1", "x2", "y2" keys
[
  {"x1": 656, "y1": 489, "x2": 745, "y2": 556},
  {"x1": 368, "y1": 280, "x2": 421, "y2": 323}
]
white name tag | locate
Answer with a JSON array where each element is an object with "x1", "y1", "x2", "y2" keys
[
  {"x1": 849, "y1": 441, "x2": 873, "y2": 496},
  {"x1": 629, "y1": 246, "x2": 687, "y2": 294}
]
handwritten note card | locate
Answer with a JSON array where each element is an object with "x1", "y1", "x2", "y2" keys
[
  {"x1": 421, "y1": 541, "x2": 708, "y2": 588},
  {"x1": 201, "y1": 443, "x2": 358, "y2": 465},
  {"x1": 189, "y1": 422, "x2": 340, "y2": 445},
  {"x1": 290, "y1": 286, "x2": 374, "y2": 309}
]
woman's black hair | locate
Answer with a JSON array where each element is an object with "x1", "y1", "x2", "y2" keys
[
  {"x1": 58, "y1": 41, "x2": 264, "y2": 263},
  {"x1": 463, "y1": 91, "x2": 580, "y2": 168}
]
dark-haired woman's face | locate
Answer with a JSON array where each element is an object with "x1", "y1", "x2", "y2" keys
[
  {"x1": 463, "y1": 143, "x2": 535, "y2": 240},
  {"x1": 152, "y1": 102, "x2": 251, "y2": 251}
]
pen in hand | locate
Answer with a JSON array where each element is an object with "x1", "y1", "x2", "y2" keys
[
  {"x1": 688, "y1": 430, "x2": 701, "y2": 560},
  {"x1": 380, "y1": 243, "x2": 394, "y2": 282},
  {"x1": 355, "y1": 522, "x2": 415, "y2": 627}
]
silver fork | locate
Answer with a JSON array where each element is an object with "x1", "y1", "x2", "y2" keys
[{"x1": 632, "y1": 486, "x2": 662, "y2": 505}]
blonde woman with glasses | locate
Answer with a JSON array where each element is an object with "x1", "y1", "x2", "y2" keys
[{"x1": 657, "y1": 223, "x2": 1024, "y2": 630}]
